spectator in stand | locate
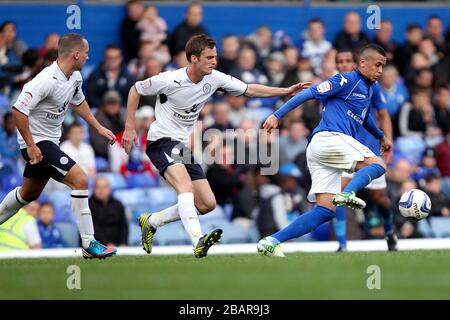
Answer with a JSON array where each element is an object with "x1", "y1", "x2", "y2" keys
[
  {"x1": 300, "y1": 18, "x2": 332, "y2": 76},
  {"x1": 127, "y1": 41, "x2": 155, "y2": 80},
  {"x1": 61, "y1": 123, "x2": 96, "y2": 178},
  {"x1": 38, "y1": 33, "x2": 59, "y2": 58},
  {"x1": 136, "y1": 5, "x2": 167, "y2": 45},
  {"x1": 13, "y1": 49, "x2": 44, "y2": 94},
  {"x1": 374, "y1": 20, "x2": 396, "y2": 61},
  {"x1": 266, "y1": 51, "x2": 287, "y2": 87},
  {"x1": 227, "y1": 94, "x2": 259, "y2": 128},
  {"x1": 414, "y1": 68, "x2": 434, "y2": 91},
  {"x1": 412, "y1": 148, "x2": 441, "y2": 184},
  {"x1": 394, "y1": 24, "x2": 423, "y2": 75},
  {"x1": 398, "y1": 89, "x2": 435, "y2": 137},
  {"x1": 419, "y1": 37, "x2": 440, "y2": 68},
  {"x1": 164, "y1": 50, "x2": 188, "y2": 72},
  {"x1": 111, "y1": 105, "x2": 157, "y2": 177},
  {"x1": 121, "y1": 0, "x2": 144, "y2": 62},
  {"x1": 279, "y1": 120, "x2": 309, "y2": 164},
  {"x1": 0, "y1": 21, "x2": 27, "y2": 58},
  {"x1": 89, "y1": 177, "x2": 128, "y2": 247},
  {"x1": 424, "y1": 174, "x2": 450, "y2": 217},
  {"x1": 138, "y1": 58, "x2": 163, "y2": 107},
  {"x1": 217, "y1": 34, "x2": 240, "y2": 75},
  {"x1": 283, "y1": 46, "x2": 299, "y2": 71},
  {"x1": 404, "y1": 52, "x2": 431, "y2": 88},
  {"x1": 425, "y1": 15, "x2": 446, "y2": 54},
  {"x1": 89, "y1": 91, "x2": 125, "y2": 161},
  {"x1": 206, "y1": 101, "x2": 234, "y2": 132},
  {"x1": 230, "y1": 46, "x2": 268, "y2": 85},
  {"x1": 169, "y1": 1, "x2": 208, "y2": 56},
  {"x1": 252, "y1": 165, "x2": 288, "y2": 238},
  {"x1": 379, "y1": 64, "x2": 409, "y2": 119},
  {"x1": 435, "y1": 33, "x2": 450, "y2": 86},
  {"x1": 281, "y1": 54, "x2": 315, "y2": 88},
  {"x1": 206, "y1": 144, "x2": 255, "y2": 221},
  {"x1": 247, "y1": 26, "x2": 273, "y2": 62},
  {"x1": 334, "y1": 12, "x2": 370, "y2": 52},
  {"x1": 36, "y1": 202, "x2": 66, "y2": 248},
  {"x1": 0, "y1": 29, "x2": 21, "y2": 86},
  {"x1": 0, "y1": 112, "x2": 20, "y2": 162},
  {"x1": 436, "y1": 127, "x2": 450, "y2": 178},
  {"x1": 0, "y1": 202, "x2": 41, "y2": 250},
  {"x1": 434, "y1": 86, "x2": 450, "y2": 134},
  {"x1": 86, "y1": 44, "x2": 135, "y2": 109}
]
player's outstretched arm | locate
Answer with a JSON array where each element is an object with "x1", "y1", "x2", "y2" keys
[
  {"x1": 11, "y1": 108, "x2": 42, "y2": 164},
  {"x1": 122, "y1": 86, "x2": 140, "y2": 154},
  {"x1": 244, "y1": 82, "x2": 311, "y2": 98},
  {"x1": 73, "y1": 100, "x2": 116, "y2": 145}
]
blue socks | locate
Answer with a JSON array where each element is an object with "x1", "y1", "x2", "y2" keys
[
  {"x1": 343, "y1": 164, "x2": 385, "y2": 194},
  {"x1": 271, "y1": 206, "x2": 335, "y2": 243},
  {"x1": 334, "y1": 206, "x2": 347, "y2": 248},
  {"x1": 379, "y1": 206, "x2": 394, "y2": 234}
]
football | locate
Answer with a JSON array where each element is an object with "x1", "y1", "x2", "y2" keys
[{"x1": 399, "y1": 189, "x2": 432, "y2": 221}]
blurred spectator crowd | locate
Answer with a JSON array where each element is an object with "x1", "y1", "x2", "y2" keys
[{"x1": 1, "y1": 1, "x2": 450, "y2": 250}]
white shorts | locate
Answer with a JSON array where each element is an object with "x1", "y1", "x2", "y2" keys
[
  {"x1": 306, "y1": 131, "x2": 376, "y2": 202},
  {"x1": 342, "y1": 171, "x2": 387, "y2": 190}
]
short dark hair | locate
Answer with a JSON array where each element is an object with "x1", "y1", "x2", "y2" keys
[
  {"x1": 39, "y1": 201, "x2": 54, "y2": 209},
  {"x1": 58, "y1": 33, "x2": 85, "y2": 57},
  {"x1": 407, "y1": 24, "x2": 421, "y2": 32},
  {"x1": 185, "y1": 34, "x2": 216, "y2": 62},
  {"x1": 336, "y1": 49, "x2": 357, "y2": 64},
  {"x1": 0, "y1": 20, "x2": 15, "y2": 32},
  {"x1": 309, "y1": 18, "x2": 323, "y2": 25},
  {"x1": 359, "y1": 43, "x2": 386, "y2": 58}
]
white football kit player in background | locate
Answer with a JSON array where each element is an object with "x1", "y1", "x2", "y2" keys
[
  {"x1": 0, "y1": 34, "x2": 117, "y2": 259},
  {"x1": 122, "y1": 34, "x2": 310, "y2": 258}
]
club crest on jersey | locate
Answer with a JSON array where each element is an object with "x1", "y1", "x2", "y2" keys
[
  {"x1": 140, "y1": 79, "x2": 151, "y2": 89},
  {"x1": 317, "y1": 81, "x2": 332, "y2": 94},
  {"x1": 60, "y1": 156, "x2": 69, "y2": 165},
  {"x1": 203, "y1": 83, "x2": 211, "y2": 94},
  {"x1": 18, "y1": 92, "x2": 33, "y2": 107}
]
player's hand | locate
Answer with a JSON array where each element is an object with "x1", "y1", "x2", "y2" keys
[
  {"x1": 262, "y1": 114, "x2": 279, "y2": 133},
  {"x1": 122, "y1": 127, "x2": 137, "y2": 155},
  {"x1": 286, "y1": 82, "x2": 312, "y2": 96},
  {"x1": 27, "y1": 144, "x2": 43, "y2": 165},
  {"x1": 380, "y1": 136, "x2": 393, "y2": 163},
  {"x1": 98, "y1": 127, "x2": 116, "y2": 145}
]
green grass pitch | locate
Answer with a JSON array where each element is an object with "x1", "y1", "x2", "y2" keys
[{"x1": 1, "y1": 250, "x2": 450, "y2": 299}]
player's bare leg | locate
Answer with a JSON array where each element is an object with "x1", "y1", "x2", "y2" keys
[
  {"x1": 63, "y1": 164, "x2": 116, "y2": 259},
  {"x1": 0, "y1": 177, "x2": 48, "y2": 224},
  {"x1": 193, "y1": 179, "x2": 217, "y2": 215}
]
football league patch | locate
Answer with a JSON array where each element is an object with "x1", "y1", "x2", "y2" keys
[{"x1": 317, "y1": 81, "x2": 332, "y2": 94}]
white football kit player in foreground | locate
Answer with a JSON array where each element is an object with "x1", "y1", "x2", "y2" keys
[
  {"x1": 0, "y1": 34, "x2": 117, "y2": 259},
  {"x1": 122, "y1": 34, "x2": 310, "y2": 258}
]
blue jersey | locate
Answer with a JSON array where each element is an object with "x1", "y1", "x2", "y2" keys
[
  {"x1": 356, "y1": 83, "x2": 386, "y2": 156},
  {"x1": 310, "y1": 70, "x2": 375, "y2": 139}
]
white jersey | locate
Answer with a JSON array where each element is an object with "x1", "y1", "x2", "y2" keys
[
  {"x1": 135, "y1": 67, "x2": 247, "y2": 144},
  {"x1": 12, "y1": 61, "x2": 85, "y2": 149}
]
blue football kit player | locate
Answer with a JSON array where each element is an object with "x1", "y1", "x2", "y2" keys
[
  {"x1": 258, "y1": 44, "x2": 392, "y2": 257},
  {"x1": 333, "y1": 50, "x2": 398, "y2": 252}
]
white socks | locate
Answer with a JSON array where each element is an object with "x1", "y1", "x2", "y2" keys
[
  {"x1": 177, "y1": 192, "x2": 202, "y2": 246},
  {"x1": 0, "y1": 187, "x2": 29, "y2": 225},
  {"x1": 149, "y1": 204, "x2": 180, "y2": 228},
  {"x1": 70, "y1": 190, "x2": 95, "y2": 248}
]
